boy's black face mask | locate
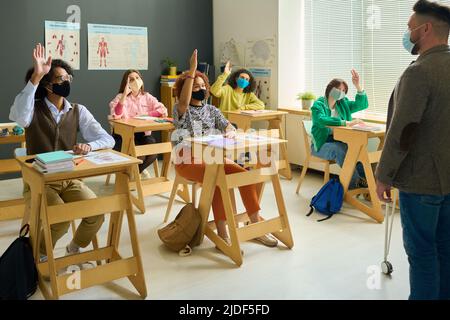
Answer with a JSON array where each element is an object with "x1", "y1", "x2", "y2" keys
[{"x1": 51, "y1": 81, "x2": 71, "y2": 98}]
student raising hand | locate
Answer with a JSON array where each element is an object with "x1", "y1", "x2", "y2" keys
[
  {"x1": 189, "y1": 49, "x2": 198, "y2": 73},
  {"x1": 31, "y1": 43, "x2": 52, "y2": 85},
  {"x1": 123, "y1": 78, "x2": 132, "y2": 97},
  {"x1": 351, "y1": 69, "x2": 363, "y2": 92},
  {"x1": 224, "y1": 61, "x2": 232, "y2": 75}
]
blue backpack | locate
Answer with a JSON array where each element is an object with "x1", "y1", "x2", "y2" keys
[{"x1": 307, "y1": 177, "x2": 344, "y2": 222}]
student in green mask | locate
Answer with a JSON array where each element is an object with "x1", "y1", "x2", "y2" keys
[{"x1": 310, "y1": 70, "x2": 369, "y2": 189}]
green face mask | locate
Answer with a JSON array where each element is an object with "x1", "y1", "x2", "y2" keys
[{"x1": 330, "y1": 87, "x2": 346, "y2": 101}]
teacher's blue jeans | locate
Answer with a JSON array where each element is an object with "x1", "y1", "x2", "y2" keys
[
  {"x1": 311, "y1": 140, "x2": 364, "y2": 188},
  {"x1": 399, "y1": 191, "x2": 450, "y2": 300}
]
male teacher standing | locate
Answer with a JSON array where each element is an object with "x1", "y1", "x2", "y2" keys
[{"x1": 376, "y1": 0, "x2": 450, "y2": 300}]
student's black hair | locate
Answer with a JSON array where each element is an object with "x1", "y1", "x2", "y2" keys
[
  {"x1": 228, "y1": 69, "x2": 256, "y2": 94},
  {"x1": 25, "y1": 59, "x2": 74, "y2": 100},
  {"x1": 413, "y1": 0, "x2": 450, "y2": 25}
]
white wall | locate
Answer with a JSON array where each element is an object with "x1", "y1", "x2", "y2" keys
[
  {"x1": 213, "y1": 0, "x2": 279, "y2": 109},
  {"x1": 278, "y1": 0, "x2": 304, "y2": 108}
]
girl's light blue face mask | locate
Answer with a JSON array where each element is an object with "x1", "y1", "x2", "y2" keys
[
  {"x1": 330, "y1": 87, "x2": 346, "y2": 101},
  {"x1": 237, "y1": 77, "x2": 250, "y2": 89}
]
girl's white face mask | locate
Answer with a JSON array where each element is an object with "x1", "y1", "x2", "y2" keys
[{"x1": 129, "y1": 78, "x2": 143, "y2": 94}]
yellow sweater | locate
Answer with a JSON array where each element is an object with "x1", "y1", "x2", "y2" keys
[{"x1": 210, "y1": 73, "x2": 265, "y2": 114}]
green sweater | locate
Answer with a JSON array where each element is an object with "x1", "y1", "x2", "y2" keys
[
  {"x1": 311, "y1": 91, "x2": 369, "y2": 151},
  {"x1": 210, "y1": 73, "x2": 265, "y2": 114}
]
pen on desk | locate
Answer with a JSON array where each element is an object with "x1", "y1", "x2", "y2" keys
[{"x1": 74, "y1": 158, "x2": 86, "y2": 166}]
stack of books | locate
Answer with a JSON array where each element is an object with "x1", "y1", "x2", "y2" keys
[
  {"x1": 33, "y1": 150, "x2": 74, "y2": 173},
  {"x1": 160, "y1": 75, "x2": 178, "y2": 87}
]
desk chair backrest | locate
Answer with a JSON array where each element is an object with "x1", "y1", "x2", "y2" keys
[{"x1": 301, "y1": 120, "x2": 313, "y2": 158}]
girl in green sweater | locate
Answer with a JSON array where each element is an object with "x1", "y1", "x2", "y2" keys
[
  {"x1": 210, "y1": 61, "x2": 265, "y2": 114},
  {"x1": 310, "y1": 70, "x2": 368, "y2": 189}
]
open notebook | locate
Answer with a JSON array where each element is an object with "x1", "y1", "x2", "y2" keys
[
  {"x1": 351, "y1": 122, "x2": 383, "y2": 132},
  {"x1": 239, "y1": 110, "x2": 277, "y2": 115}
]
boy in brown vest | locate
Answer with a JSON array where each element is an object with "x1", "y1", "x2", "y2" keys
[{"x1": 9, "y1": 44, "x2": 115, "y2": 266}]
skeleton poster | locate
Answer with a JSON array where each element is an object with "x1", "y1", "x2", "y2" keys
[{"x1": 88, "y1": 23, "x2": 148, "y2": 70}]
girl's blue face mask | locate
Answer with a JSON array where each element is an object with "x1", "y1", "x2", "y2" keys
[{"x1": 237, "y1": 77, "x2": 250, "y2": 89}]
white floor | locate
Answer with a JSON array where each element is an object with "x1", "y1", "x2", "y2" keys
[{"x1": 0, "y1": 165, "x2": 410, "y2": 300}]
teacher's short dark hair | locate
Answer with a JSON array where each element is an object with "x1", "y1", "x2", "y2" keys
[
  {"x1": 413, "y1": 0, "x2": 450, "y2": 25},
  {"x1": 25, "y1": 59, "x2": 74, "y2": 100}
]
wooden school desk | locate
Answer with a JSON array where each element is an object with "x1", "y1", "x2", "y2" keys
[
  {"x1": 331, "y1": 125, "x2": 386, "y2": 223},
  {"x1": 187, "y1": 132, "x2": 294, "y2": 266},
  {"x1": 0, "y1": 123, "x2": 26, "y2": 221},
  {"x1": 110, "y1": 118, "x2": 185, "y2": 214},
  {"x1": 17, "y1": 150, "x2": 147, "y2": 300},
  {"x1": 224, "y1": 110, "x2": 292, "y2": 180}
]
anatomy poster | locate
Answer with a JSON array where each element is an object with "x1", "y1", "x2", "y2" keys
[
  {"x1": 45, "y1": 21, "x2": 80, "y2": 70},
  {"x1": 88, "y1": 23, "x2": 148, "y2": 70},
  {"x1": 248, "y1": 68, "x2": 271, "y2": 107}
]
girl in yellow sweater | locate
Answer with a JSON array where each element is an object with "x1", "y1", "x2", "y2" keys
[{"x1": 210, "y1": 61, "x2": 265, "y2": 114}]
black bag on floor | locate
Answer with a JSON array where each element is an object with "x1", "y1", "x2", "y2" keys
[{"x1": 0, "y1": 224, "x2": 38, "y2": 300}]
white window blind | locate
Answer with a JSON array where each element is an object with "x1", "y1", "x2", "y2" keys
[{"x1": 304, "y1": 0, "x2": 450, "y2": 117}]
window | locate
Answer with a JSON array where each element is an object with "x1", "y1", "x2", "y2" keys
[{"x1": 303, "y1": 0, "x2": 450, "y2": 117}]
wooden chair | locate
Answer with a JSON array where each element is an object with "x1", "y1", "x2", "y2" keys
[
  {"x1": 296, "y1": 120, "x2": 335, "y2": 194},
  {"x1": 164, "y1": 174, "x2": 200, "y2": 223}
]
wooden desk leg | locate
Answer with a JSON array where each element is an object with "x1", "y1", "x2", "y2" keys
[
  {"x1": 116, "y1": 170, "x2": 147, "y2": 298},
  {"x1": 40, "y1": 195, "x2": 59, "y2": 300},
  {"x1": 122, "y1": 133, "x2": 146, "y2": 214},
  {"x1": 270, "y1": 173, "x2": 294, "y2": 248},
  {"x1": 269, "y1": 118, "x2": 292, "y2": 180},
  {"x1": 340, "y1": 140, "x2": 384, "y2": 223},
  {"x1": 197, "y1": 164, "x2": 220, "y2": 244},
  {"x1": 160, "y1": 131, "x2": 171, "y2": 179},
  {"x1": 215, "y1": 168, "x2": 243, "y2": 266}
]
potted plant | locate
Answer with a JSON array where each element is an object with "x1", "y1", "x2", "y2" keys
[
  {"x1": 297, "y1": 92, "x2": 316, "y2": 110},
  {"x1": 162, "y1": 57, "x2": 177, "y2": 76}
]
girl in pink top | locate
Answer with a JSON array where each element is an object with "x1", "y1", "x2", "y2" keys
[{"x1": 109, "y1": 69, "x2": 168, "y2": 176}]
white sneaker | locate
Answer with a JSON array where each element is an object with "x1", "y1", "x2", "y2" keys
[
  {"x1": 253, "y1": 234, "x2": 278, "y2": 247},
  {"x1": 140, "y1": 169, "x2": 151, "y2": 180},
  {"x1": 63, "y1": 245, "x2": 95, "y2": 273}
]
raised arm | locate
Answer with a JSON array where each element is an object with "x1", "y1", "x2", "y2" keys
[
  {"x1": 9, "y1": 43, "x2": 52, "y2": 127},
  {"x1": 177, "y1": 49, "x2": 198, "y2": 116},
  {"x1": 210, "y1": 61, "x2": 232, "y2": 98},
  {"x1": 347, "y1": 69, "x2": 369, "y2": 113}
]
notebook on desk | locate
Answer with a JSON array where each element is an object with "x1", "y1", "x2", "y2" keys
[
  {"x1": 36, "y1": 150, "x2": 73, "y2": 164},
  {"x1": 133, "y1": 115, "x2": 160, "y2": 121},
  {"x1": 208, "y1": 138, "x2": 244, "y2": 149},
  {"x1": 239, "y1": 110, "x2": 276, "y2": 115},
  {"x1": 351, "y1": 122, "x2": 383, "y2": 132}
]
